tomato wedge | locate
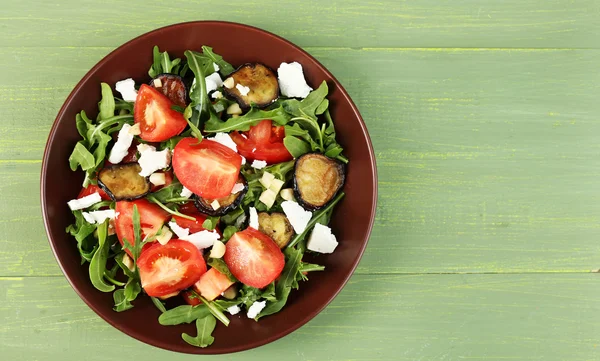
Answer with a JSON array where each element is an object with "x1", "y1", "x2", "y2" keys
[
  {"x1": 193, "y1": 267, "x2": 235, "y2": 301},
  {"x1": 172, "y1": 138, "x2": 242, "y2": 199},
  {"x1": 230, "y1": 120, "x2": 293, "y2": 164},
  {"x1": 114, "y1": 199, "x2": 170, "y2": 256},
  {"x1": 137, "y1": 239, "x2": 207, "y2": 297},
  {"x1": 224, "y1": 227, "x2": 285, "y2": 288},
  {"x1": 134, "y1": 84, "x2": 187, "y2": 142},
  {"x1": 78, "y1": 183, "x2": 110, "y2": 200}
]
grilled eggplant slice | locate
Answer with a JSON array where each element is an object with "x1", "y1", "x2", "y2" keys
[
  {"x1": 222, "y1": 63, "x2": 278, "y2": 109},
  {"x1": 258, "y1": 212, "x2": 294, "y2": 248},
  {"x1": 150, "y1": 74, "x2": 187, "y2": 107},
  {"x1": 98, "y1": 163, "x2": 151, "y2": 201},
  {"x1": 293, "y1": 153, "x2": 345, "y2": 211},
  {"x1": 194, "y1": 176, "x2": 248, "y2": 216}
]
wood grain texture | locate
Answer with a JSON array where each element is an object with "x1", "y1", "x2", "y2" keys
[
  {"x1": 2, "y1": 0, "x2": 600, "y2": 48},
  {"x1": 2, "y1": 275, "x2": 600, "y2": 360}
]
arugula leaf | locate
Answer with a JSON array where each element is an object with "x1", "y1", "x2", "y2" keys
[
  {"x1": 98, "y1": 83, "x2": 116, "y2": 121},
  {"x1": 315, "y1": 98, "x2": 329, "y2": 115},
  {"x1": 283, "y1": 136, "x2": 311, "y2": 158},
  {"x1": 65, "y1": 210, "x2": 97, "y2": 263},
  {"x1": 202, "y1": 216, "x2": 220, "y2": 230},
  {"x1": 104, "y1": 264, "x2": 125, "y2": 286},
  {"x1": 201, "y1": 46, "x2": 235, "y2": 76},
  {"x1": 124, "y1": 278, "x2": 141, "y2": 302},
  {"x1": 199, "y1": 296, "x2": 230, "y2": 326},
  {"x1": 69, "y1": 141, "x2": 95, "y2": 171},
  {"x1": 182, "y1": 315, "x2": 216, "y2": 348},
  {"x1": 184, "y1": 50, "x2": 220, "y2": 138},
  {"x1": 257, "y1": 246, "x2": 303, "y2": 319},
  {"x1": 282, "y1": 81, "x2": 328, "y2": 119},
  {"x1": 222, "y1": 225, "x2": 238, "y2": 242},
  {"x1": 151, "y1": 297, "x2": 167, "y2": 313},
  {"x1": 88, "y1": 221, "x2": 115, "y2": 292},
  {"x1": 206, "y1": 258, "x2": 237, "y2": 282},
  {"x1": 113, "y1": 289, "x2": 134, "y2": 312},
  {"x1": 238, "y1": 283, "x2": 276, "y2": 308},
  {"x1": 148, "y1": 180, "x2": 184, "y2": 203},
  {"x1": 287, "y1": 192, "x2": 345, "y2": 249},
  {"x1": 146, "y1": 195, "x2": 196, "y2": 221},
  {"x1": 204, "y1": 104, "x2": 291, "y2": 133},
  {"x1": 148, "y1": 46, "x2": 182, "y2": 78},
  {"x1": 158, "y1": 304, "x2": 210, "y2": 325}
]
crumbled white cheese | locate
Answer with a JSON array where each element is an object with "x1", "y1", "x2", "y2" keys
[
  {"x1": 227, "y1": 305, "x2": 241, "y2": 315},
  {"x1": 277, "y1": 62, "x2": 313, "y2": 98},
  {"x1": 153, "y1": 78, "x2": 162, "y2": 88},
  {"x1": 281, "y1": 200, "x2": 312, "y2": 233},
  {"x1": 82, "y1": 210, "x2": 117, "y2": 224},
  {"x1": 236, "y1": 83, "x2": 250, "y2": 96},
  {"x1": 108, "y1": 124, "x2": 134, "y2": 164},
  {"x1": 231, "y1": 183, "x2": 245, "y2": 194},
  {"x1": 249, "y1": 207, "x2": 259, "y2": 229},
  {"x1": 180, "y1": 186, "x2": 193, "y2": 198},
  {"x1": 149, "y1": 172, "x2": 166, "y2": 186},
  {"x1": 307, "y1": 223, "x2": 338, "y2": 254},
  {"x1": 210, "y1": 133, "x2": 238, "y2": 152},
  {"x1": 259, "y1": 172, "x2": 275, "y2": 188},
  {"x1": 137, "y1": 144, "x2": 171, "y2": 177},
  {"x1": 259, "y1": 189, "x2": 277, "y2": 208},
  {"x1": 241, "y1": 156, "x2": 247, "y2": 165},
  {"x1": 210, "y1": 200, "x2": 221, "y2": 210},
  {"x1": 168, "y1": 221, "x2": 221, "y2": 249},
  {"x1": 211, "y1": 90, "x2": 223, "y2": 99},
  {"x1": 213, "y1": 63, "x2": 220, "y2": 72},
  {"x1": 213, "y1": 102, "x2": 225, "y2": 113},
  {"x1": 247, "y1": 300, "x2": 266, "y2": 319},
  {"x1": 68, "y1": 192, "x2": 102, "y2": 211},
  {"x1": 251, "y1": 160, "x2": 267, "y2": 169},
  {"x1": 115, "y1": 78, "x2": 138, "y2": 102},
  {"x1": 205, "y1": 72, "x2": 223, "y2": 93}
]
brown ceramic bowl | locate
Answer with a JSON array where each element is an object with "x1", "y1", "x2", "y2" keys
[{"x1": 41, "y1": 21, "x2": 377, "y2": 354}]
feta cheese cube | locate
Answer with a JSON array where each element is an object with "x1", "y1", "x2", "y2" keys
[
  {"x1": 231, "y1": 183, "x2": 245, "y2": 194},
  {"x1": 307, "y1": 223, "x2": 338, "y2": 254},
  {"x1": 280, "y1": 188, "x2": 295, "y2": 201},
  {"x1": 205, "y1": 72, "x2": 223, "y2": 93},
  {"x1": 236, "y1": 83, "x2": 250, "y2": 96},
  {"x1": 269, "y1": 179, "x2": 285, "y2": 193},
  {"x1": 210, "y1": 200, "x2": 221, "y2": 210},
  {"x1": 68, "y1": 192, "x2": 102, "y2": 211},
  {"x1": 211, "y1": 90, "x2": 223, "y2": 99},
  {"x1": 259, "y1": 171, "x2": 275, "y2": 188},
  {"x1": 115, "y1": 78, "x2": 138, "y2": 102},
  {"x1": 137, "y1": 144, "x2": 171, "y2": 177},
  {"x1": 249, "y1": 207, "x2": 259, "y2": 229},
  {"x1": 259, "y1": 189, "x2": 277, "y2": 208},
  {"x1": 153, "y1": 78, "x2": 162, "y2": 88},
  {"x1": 247, "y1": 300, "x2": 266, "y2": 319},
  {"x1": 210, "y1": 133, "x2": 237, "y2": 152},
  {"x1": 281, "y1": 200, "x2": 312, "y2": 233},
  {"x1": 108, "y1": 123, "x2": 134, "y2": 164},
  {"x1": 277, "y1": 62, "x2": 313, "y2": 98},
  {"x1": 227, "y1": 305, "x2": 240, "y2": 315},
  {"x1": 82, "y1": 210, "x2": 117, "y2": 224},
  {"x1": 180, "y1": 186, "x2": 193, "y2": 198},
  {"x1": 251, "y1": 160, "x2": 267, "y2": 169}
]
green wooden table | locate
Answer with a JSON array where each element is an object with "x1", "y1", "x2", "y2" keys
[{"x1": 2, "y1": 1, "x2": 600, "y2": 359}]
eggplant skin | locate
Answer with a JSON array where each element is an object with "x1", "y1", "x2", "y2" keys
[
  {"x1": 194, "y1": 176, "x2": 248, "y2": 216},
  {"x1": 293, "y1": 153, "x2": 346, "y2": 211},
  {"x1": 98, "y1": 163, "x2": 151, "y2": 201},
  {"x1": 150, "y1": 74, "x2": 187, "y2": 107},
  {"x1": 222, "y1": 63, "x2": 279, "y2": 109},
  {"x1": 258, "y1": 212, "x2": 294, "y2": 248}
]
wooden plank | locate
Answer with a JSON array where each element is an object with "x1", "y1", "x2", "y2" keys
[
  {"x1": 2, "y1": 274, "x2": 600, "y2": 360},
  {"x1": 3, "y1": 47, "x2": 600, "y2": 275},
  {"x1": 1, "y1": 0, "x2": 599, "y2": 48}
]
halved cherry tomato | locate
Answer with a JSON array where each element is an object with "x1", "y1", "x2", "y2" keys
[
  {"x1": 150, "y1": 171, "x2": 174, "y2": 192},
  {"x1": 134, "y1": 84, "x2": 187, "y2": 142},
  {"x1": 114, "y1": 199, "x2": 170, "y2": 256},
  {"x1": 77, "y1": 183, "x2": 110, "y2": 201},
  {"x1": 193, "y1": 267, "x2": 235, "y2": 301},
  {"x1": 137, "y1": 239, "x2": 207, "y2": 297},
  {"x1": 172, "y1": 138, "x2": 242, "y2": 199},
  {"x1": 224, "y1": 227, "x2": 285, "y2": 288},
  {"x1": 230, "y1": 120, "x2": 292, "y2": 164},
  {"x1": 181, "y1": 290, "x2": 202, "y2": 306}
]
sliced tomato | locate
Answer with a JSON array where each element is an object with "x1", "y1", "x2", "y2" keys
[
  {"x1": 224, "y1": 227, "x2": 284, "y2": 288},
  {"x1": 172, "y1": 210, "x2": 208, "y2": 234},
  {"x1": 150, "y1": 170, "x2": 174, "y2": 192},
  {"x1": 181, "y1": 290, "x2": 202, "y2": 306},
  {"x1": 114, "y1": 199, "x2": 170, "y2": 256},
  {"x1": 77, "y1": 183, "x2": 110, "y2": 201},
  {"x1": 230, "y1": 120, "x2": 293, "y2": 164},
  {"x1": 134, "y1": 84, "x2": 187, "y2": 142},
  {"x1": 172, "y1": 138, "x2": 242, "y2": 199},
  {"x1": 193, "y1": 267, "x2": 235, "y2": 301},
  {"x1": 137, "y1": 239, "x2": 207, "y2": 297}
]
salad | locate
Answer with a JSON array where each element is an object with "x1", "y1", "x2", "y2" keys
[{"x1": 66, "y1": 45, "x2": 347, "y2": 348}]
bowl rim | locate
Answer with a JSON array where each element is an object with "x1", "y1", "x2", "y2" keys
[{"x1": 40, "y1": 20, "x2": 378, "y2": 354}]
